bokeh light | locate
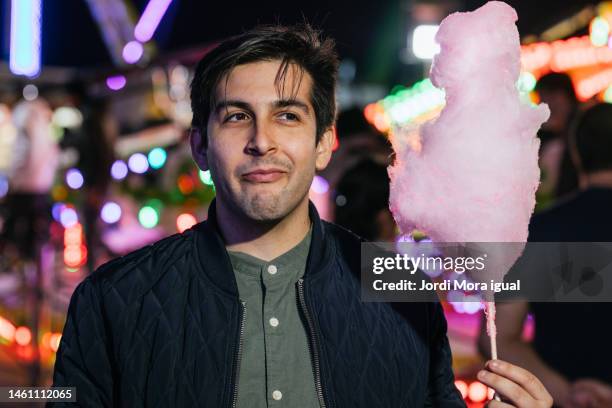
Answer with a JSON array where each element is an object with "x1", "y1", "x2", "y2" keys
[
  {"x1": 311, "y1": 175, "x2": 329, "y2": 194},
  {"x1": 517, "y1": 71, "x2": 536, "y2": 93},
  {"x1": 590, "y1": 17, "x2": 610, "y2": 47},
  {"x1": 53, "y1": 106, "x2": 83, "y2": 128},
  {"x1": 64, "y1": 223, "x2": 82, "y2": 246},
  {"x1": 122, "y1": 41, "x2": 144, "y2": 64},
  {"x1": 64, "y1": 245, "x2": 87, "y2": 268},
  {"x1": 177, "y1": 174, "x2": 195, "y2": 195},
  {"x1": 101, "y1": 202, "x2": 122, "y2": 224},
  {"x1": 66, "y1": 168, "x2": 84, "y2": 189},
  {"x1": 59, "y1": 207, "x2": 78, "y2": 228},
  {"x1": 199, "y1": 169, "x2": 214, "y2": 186},
  {"x1": 0, "y1": 176, "x2": 8, "y2": 198},
  {"x1": 111, "y1": 160, "x2": 129, "y2": 180},
  {"x1": 454, "y1": 380, "x2": 468, "y2": 399},
  {"x1": 22, "y1": 84, "x2": 38, "y2": 101},
  {"x1": 0, "y1": 316, "x2": 16, "y2": 342},
  {"x1": 468, "y1": 381, "x2": 488, "y2": 402},
  {"x1": 14, "y1": 326, "x2": 32, "y2": 346},
  {"x1": 138, "y1": 206, "x2": 159, "y2": 228},
  {"x1": 128, "y1": 153, "x2": 149, "y2": 174},
  {"x1": 148, "y1": 147, "x2": 167, "y2": 169},
  {"x1": 51, "y1": 203, "x2": 66, "y2": 222},
  {"x1": 49, "y1": 333, "x2": 62, "y2": 352},
  {"x1": 176, "y1": 213, "x2": 197, "y2": 232},
  {"x1": 106, "y1": 75, "x2": 127, "y2": 91},
  {"x1": 604, "y1": 85, "x2": 612, "y2": 103},
  {"x1": 42, "y1": 332, "x2": 52, "y2": 349}
]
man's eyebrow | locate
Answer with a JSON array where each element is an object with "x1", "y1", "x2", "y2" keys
[
  {"x1": 213, "y1": 99, "x2": 311, "y2": 115},
  {"x1": 273, "y1": 99, "x2": 311, "y2": 114},
  {"x1": 214, "y1": 100, "x2": 253, "y2": 115}
]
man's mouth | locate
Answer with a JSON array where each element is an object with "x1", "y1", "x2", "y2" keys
[{"x1": 241, "y1": 168, "x2": 287, "y2": 183}]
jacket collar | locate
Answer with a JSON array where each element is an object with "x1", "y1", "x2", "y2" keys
[{"x1": 194, "y1": 198, "x2": 333, "y2": 298}]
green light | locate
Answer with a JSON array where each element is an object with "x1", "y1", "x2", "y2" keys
[
  {"x1": 604, "y1": 86, "x2": 612, "y2": 103},
  {"x1": 148, "y1": 147, "x2": 167, "y2": 169},
  {"x1": 199, "y1": 170, "x2": 214, "y2": 186},
  {"x1": 517, "y1": 72, "x2": 537, "y2": 93},
  {"x1": 379, "y1": 78, "x2": 445, "y2": 126},
  {"x1": 590, "y1": 17, "x2": 610, "y2": 47},
  {"x1": 138, "y1": 206, "x2": 159, "y2": 228}
]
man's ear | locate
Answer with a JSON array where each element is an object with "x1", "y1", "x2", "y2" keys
[
  {"x1": 315, "y1": 126, "x2": 335, "y2": 171},
  {"x1": 189, "y1": 128, "x2": 209, "y2": 171}
]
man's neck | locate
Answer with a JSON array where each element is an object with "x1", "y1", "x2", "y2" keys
[
  {"x1": 579, "y1": 170, "x2": 612, "y2": 190},
  {"x1": 215, "y1": 197, "x2": 312, "y2": 262}
]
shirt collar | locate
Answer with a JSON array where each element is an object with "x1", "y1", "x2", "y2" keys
[
  {"x1": 227, "y1": 224, "x2": 312, "y2": 278},
  {"x1": 193, "y1": 198, "x2": 332, "y2": 298}
]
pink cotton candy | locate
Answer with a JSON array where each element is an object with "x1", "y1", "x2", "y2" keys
[{"x1": 389, "y1": 1, "x2": 549, "y2": 250}]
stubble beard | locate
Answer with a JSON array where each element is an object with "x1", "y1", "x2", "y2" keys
[{"x1": 235, "y1": 179, "x2": 307, "y2": 222}]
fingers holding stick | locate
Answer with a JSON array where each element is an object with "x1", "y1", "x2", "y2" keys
[{"x1": 478, "y1": 359, "x2": 553, "y2": 408}]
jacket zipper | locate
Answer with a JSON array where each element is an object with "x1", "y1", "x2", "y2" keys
[
  {"x1": 297, "y1": 278, "x2": 327, "y2": 408},
  {"x1": 231, "y1": 300, "x2": 246, "y2": 408}
]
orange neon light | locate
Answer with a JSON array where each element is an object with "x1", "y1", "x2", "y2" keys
[
  {"x1": 521, "y1": 35, "x2": 612, "y2": 73},
  {"x1": 576, "y1": 67, "x2": 612, "y2": 99}
]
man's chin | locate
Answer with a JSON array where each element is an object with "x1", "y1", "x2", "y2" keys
[{"x1": 238, "y1": 193, "x2": 302, "y2": 223}]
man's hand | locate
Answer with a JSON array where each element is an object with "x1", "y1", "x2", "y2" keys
[
  {"x1": 569, "y1": 379, "x2": 612, "y2": 408},
  {"x1": 477, "y1": 359, "x2": 553, "y2": 408}
]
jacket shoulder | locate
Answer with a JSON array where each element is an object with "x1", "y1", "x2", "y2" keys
[
  {"x1": 321, "y1": 221, "x2": 369, "y2": 282},
  {"x1": 323, "y1": 221, "x2": 367, "y2": 254},
  {"x1": 87, "y1": 227, "x2": 196, "y2": 296}
]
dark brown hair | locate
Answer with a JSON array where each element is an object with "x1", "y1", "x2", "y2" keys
[{"x1": 572, "y1": 103, "x2": 612, "y2": 173}]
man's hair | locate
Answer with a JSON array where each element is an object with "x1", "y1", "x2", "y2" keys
[
  {"x1": 334, "y1": 159, "x2": 390, "y2": 241},
  {"x1": 190, "y1": 24, "x2": 339, "y2": 145},
  {"x1": 571, "y1": 103, "x2": 612, "y2": 173},
  {"x1": 535, "y1": 72, "x2": 577, "y2": 103}
]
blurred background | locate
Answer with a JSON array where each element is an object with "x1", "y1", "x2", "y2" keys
[{"x1": 1, "y1": 0, "x2": 611, "y2": 406}]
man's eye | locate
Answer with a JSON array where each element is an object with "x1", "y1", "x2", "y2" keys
[
  {"x1": 278, "y1": 112, "x2": 299, "y2": 121},
  {"x1": 225, "y1": 112, "x2": 250, "y2": 122}
]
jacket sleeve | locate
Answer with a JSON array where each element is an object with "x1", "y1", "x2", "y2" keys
[
  {"x1": 424, "y1": 302, "x2": 467, "y2": 407},
  {"x1": 48, "y1": 277, "x2": 115, "y2": 407}
]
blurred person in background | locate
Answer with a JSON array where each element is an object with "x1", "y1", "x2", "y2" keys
[
  {"x1": 535, "y1": 73, "x2": 580, "y2": 204},
  {"x1": 1, "y1": 99, "x2": 59, "y2": 260},
  {"x1": 478, "y1": 103, "x2": 612, "y2": 408},
  {"x1": 333, "y1": 159, "x2": 397, "y2": 241},
  {"x1": 319, "y1": 106, "x2": 393, "y2": 189}
]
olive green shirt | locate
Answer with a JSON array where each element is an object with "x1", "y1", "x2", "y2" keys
[{"x1": 227, "y1": 225, "x2": 320, "y2": 408}]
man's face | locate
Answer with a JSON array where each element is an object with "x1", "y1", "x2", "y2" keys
[{"x1": 192, "y1": 60, "x2": 333, "y2": 222}]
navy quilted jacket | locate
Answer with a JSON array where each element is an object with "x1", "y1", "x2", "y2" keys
[{"x1": 50, "y1": 200, "x2": 465, "y2": 407}]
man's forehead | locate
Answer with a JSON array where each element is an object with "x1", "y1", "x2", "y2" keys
[{"x1": 214, "y1": 60, "x2": 313, "y2": 103}]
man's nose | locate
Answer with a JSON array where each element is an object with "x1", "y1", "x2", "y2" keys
[{"x1": 245, "y1": 120, "x2": 277, "y2": 155}]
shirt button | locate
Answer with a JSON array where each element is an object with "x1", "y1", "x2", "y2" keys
[
  {"x1": 272, "y1": 390, "x2": 282, "y2": 400},
  {"x1": 269, "y1": 317, "x2": 279, "y2": 327},
  {"x1": 267, "y1": 264, "x2": 277, "y2": 275}
]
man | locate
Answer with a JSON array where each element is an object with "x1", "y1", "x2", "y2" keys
[
  {"x1": 52, "y1": 24, "x2": 552, "y2": 407},
  {"x1": 478, "y1": 103, "x2": 612, "y2": 407}
]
